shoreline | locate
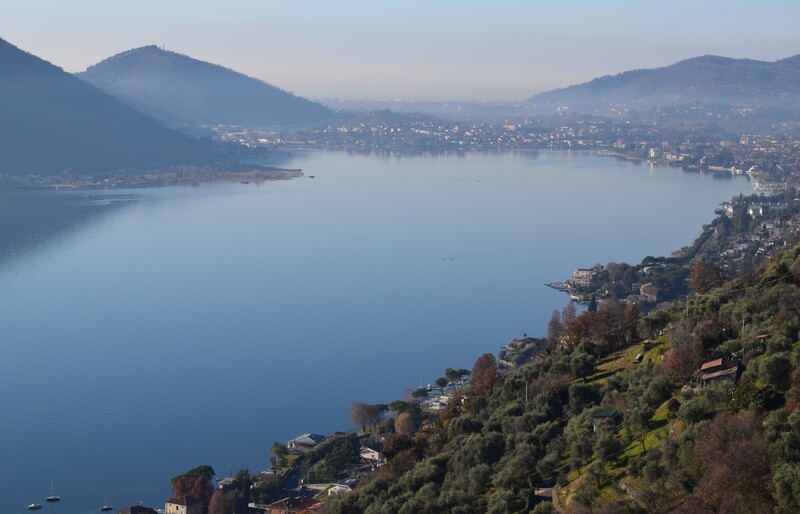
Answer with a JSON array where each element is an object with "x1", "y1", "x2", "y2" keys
[{"x1": 0, "y1": 166, "x2": 303, "y2": 193}]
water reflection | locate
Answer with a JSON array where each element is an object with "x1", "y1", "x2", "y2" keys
[{"x1": 0, "y1": 191, "x2": 136, "y2": 267}]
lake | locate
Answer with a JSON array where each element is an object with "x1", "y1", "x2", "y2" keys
[{"x1": 0, "y1": 150, "x2": 751, "y2": 513}]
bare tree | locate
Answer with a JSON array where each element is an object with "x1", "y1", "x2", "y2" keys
[
  {"x1": 395, "y1": 412, "x2": 415, "y2": 435},
  {"x1": 562, "y1": 302, "x2": 577, "y2": 326},
  {"x1": 471, "y1": 353, "x2": 499, "y2": 393},
  {"x1": 662, "y1": 323, "x2": 702, "y2": 383},
  {"x1": 547, "y1": 309, "x2": 565, "y2": 345},
  {"x1": 684, "y1": 412, "x2": 774, "y2": 513},
  {"x1": 350, "y1": 402, "x2": 384, "y2": 432},
  {"x1": 689, "y1": 260, "x2": 723, "y2": 294}
]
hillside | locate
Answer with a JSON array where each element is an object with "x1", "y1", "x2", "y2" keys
[
  {"x1": 0, "y1": 38, "x2": 212, "y2": 176},
  {"x1": 78, "y1": 46, "x2": 338, "y2": 128},
  {"x1": 327, "y1": 243, "x2": 800, "y2": 513},
  {"x1": 527, "y1": 54, "x2": 800, "y2": 114}
]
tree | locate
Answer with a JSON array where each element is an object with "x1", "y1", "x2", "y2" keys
[
  {"x1": 271, "y1": 441, "x2": 289, "y2": 468},
  {"x1": 638, "y1": 310, "x2": 670, "y2": 340},
  {"x1": 191, "y1": 475, "x2": 215, "y2": 506},
  {"x1": 435, "y1": 377, "x2": 448, "y2": 393},
  {"x1": 562, "y1": 302, "x2": 577, "y2": 326},
  {"x1": 773, "y1": 463, "x2": 800, "y2": 513},
  {"x1": 759, "y1": 352, "x2": 792, "y2": 390},
  {"x1": 568, "y1": 382, "x2": 601, "y2": 416},
  {"x1": 565, "y1": 412, "x2": 593, "y2": 475},
  {"x1": 624, "y1": 398, "x2": 654, "y2": 453},
  {"x1": 445, "y1": 367, "x2": 470, "y2": 383},
  {"x1": 208, "y1": 489, "x2": 239, "y2": 514},
  {"x1": 662, "y1": 324, "x2": 702, "y2": 383},
  {"x1": 234, "y1": 469, "x2": 251, "y2": 499},
  {"x1": 621, "y1": 304, "x2": 640, "y2": 344},
  {"x1": 171, "y1": 465, "x2": 215, "y2": 509},
  {"x1": 593, "y1": 422, "x2": 622, "y2": 464},
  {"x1": 350, "y1": 402, "x2": 385, "y2": 432},
  {"x1": 350, "y1": 402, "x2": 371, "y2": 432},
  {"x1": 388, "y1": 400, "x2": 413, "y2": 413},
  {"x1": 684, "y1": 412, "x2": 774, "y2": 513},
  {"x1": 411, "y1": 387, "x2": 429, "y2": 399},
  {"x1": 395, "y1": 412, "x2": 415, "y2": 435},
  {"x1": 471, "y1": 353, "x2": 499, "y2": 393},
  {"x1": 570, "y1": 351, "x2": 596, "y2": 382},
  {"x1": 171, "y1": 465, "x2": 215, "y2": 489},
  {"x1": 547, "y1": 310, "x2": 565, "y2": 345},
  {"x1": 605, "y1": 261, "x2": 629, "y2": 283},
  {"x1": 587, "y1": 294, "x2": 597, "y2": 312},
  {"x1": 172, "y1": 475, "x2": 196, "y2": 498},
  {"x1": 565, "y1": 310, "x2": 617, "y2": 353},
  {"x1": 689, "y1": 260, "x2": 723, "y2": 294}
]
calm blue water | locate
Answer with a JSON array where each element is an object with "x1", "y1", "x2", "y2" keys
[{"x1": 0, "y1": 150, "x2": 750, "y2": 512}]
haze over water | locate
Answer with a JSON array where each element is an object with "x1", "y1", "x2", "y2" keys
[{"x1": 0, "y1": 150, "x2": 752, "y2": 513}]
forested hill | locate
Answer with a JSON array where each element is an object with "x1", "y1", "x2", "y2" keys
[
  {"x1": 329, "y1": 243, "x2": 800, "y2": 513},
  {"x1": 0, "y1": 38, "x2": 211, "y2": 176},
  {"x1": 527, "y1": 54, "x2": 800, "y2": 113},
  {"x1": 78, "y1": 46, "x2": 338, "y2": 128}
]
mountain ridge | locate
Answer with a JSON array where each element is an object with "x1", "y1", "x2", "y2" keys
[
  {"x1": 0, "y1": 38, "x2": 211, "y2": 176},
  {"x1": 78, "y1": 45, "x2": 338, "y2": 128},
  {"x1": 527, "y1": 54, "x2": 800, "y2": 112}
]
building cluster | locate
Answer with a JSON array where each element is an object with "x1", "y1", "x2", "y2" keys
[
  {"x1": 214, "y1": 113, "x2": 800, "y2": 200},
  {"x1": 712, "y1": 196, "x2": 800, "y2": 270}
]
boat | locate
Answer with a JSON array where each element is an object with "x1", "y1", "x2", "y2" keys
[
  {"x1": 46, "y1": 480, "x2": 60, "y2": 502},
  {"x1": 100, "y1": 494, "x2": 113, "y2": 511},
  {"x1": 27, "y1": 504, "x2": 42, "y2": 510}
]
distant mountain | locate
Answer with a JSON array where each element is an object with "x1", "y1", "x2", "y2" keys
[
  {"x1": 78, "y1": 46, "x2": 337, "y2": 128},
  {"x1": 527, "y1": 55, "x2": 800, "y2": 113},
  {"x1": 0, "y1": 38, "x2": 211, "y2": 176}
]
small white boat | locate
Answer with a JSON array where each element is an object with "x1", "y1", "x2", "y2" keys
[
  {"x1": 46, "y1": 480, "x2": 60, "y2": 502},
  {"x1": 27, "y1": 504, "x2": 42, "y2": 510},
  {"x1": 101, "y1": 505, "x2": 114, "y2": 512}
]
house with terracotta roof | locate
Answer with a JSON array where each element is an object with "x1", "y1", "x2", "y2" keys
[
  {"x1": 266, "y1": 496, "x2": 321, "y2": 514},
  {"x1": 639, "y1": 283, "x2": 659, "y2": 303},
  {"x1": 699, "y1": 357, "x2": 739, "y2": 386},
  {"x1": 165, "y1": 496, "x2": 203, "y2": 514}
]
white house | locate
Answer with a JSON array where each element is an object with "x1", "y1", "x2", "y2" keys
[{"x1": 360, "y1": 446, "x2": 382, "y2": 462}]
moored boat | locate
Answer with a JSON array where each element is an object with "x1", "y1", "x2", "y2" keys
[{"x1": 46, "y1": 480, "x2": 60, "y2": 502}]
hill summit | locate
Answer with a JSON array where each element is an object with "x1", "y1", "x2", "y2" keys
[
  {"x1": 78, "y1": 45, "x2": 337, "y2": 128},
  {"x1": 527, "y1": 54, "x2": 800, "y2": 113},
  {"x1": 0, "y1": 38, "x2": 210, "y2": 175}
]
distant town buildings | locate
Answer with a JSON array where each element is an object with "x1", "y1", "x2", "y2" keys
[{"x1": 571, "y1": 268, "x2": 598, "y2": 289}]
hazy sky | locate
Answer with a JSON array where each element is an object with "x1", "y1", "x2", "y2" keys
[{"x1": 3, "y1": 0, "x2": 799, "y2": 101}]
